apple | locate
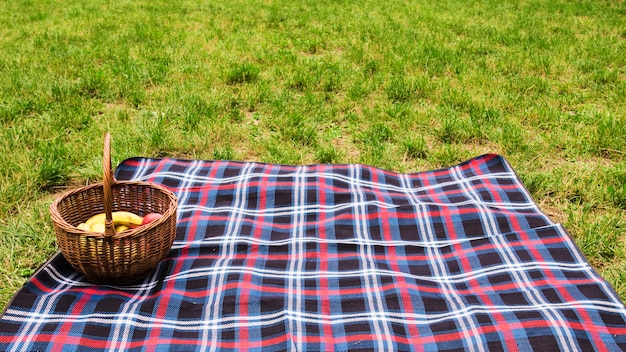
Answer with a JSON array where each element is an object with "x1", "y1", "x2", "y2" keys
[{"x1": 142, "y1": 212, "x2": 162, "y2": 225}]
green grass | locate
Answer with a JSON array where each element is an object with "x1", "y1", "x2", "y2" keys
[{"x1": 1, "y1": 0, "x2": 625, "y2": 308}]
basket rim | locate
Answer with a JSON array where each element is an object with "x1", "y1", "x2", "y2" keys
[{"x1": 50, "y1": 179, "x2": 178, "y2": 240}]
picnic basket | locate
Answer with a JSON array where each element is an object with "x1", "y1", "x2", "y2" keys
[{"x1": 49, "y1": 133, "x2": 178, "y2": 285}]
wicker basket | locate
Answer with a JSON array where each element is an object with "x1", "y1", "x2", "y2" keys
[{"x1": 49, "y1": 133, "x2": 178, "y2": 285}]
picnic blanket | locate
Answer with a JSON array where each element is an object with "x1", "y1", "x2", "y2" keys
[{"x1": 1, "y1": 154, "x2": 626, "y2": 351}]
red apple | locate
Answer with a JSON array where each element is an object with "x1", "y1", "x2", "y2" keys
[{"x1": 142, "y1": 212, "x2": 162, "y2": 225}]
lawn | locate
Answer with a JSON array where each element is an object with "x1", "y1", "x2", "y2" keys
[{"x1": 0, "y1": 0, "x2": 624, "y2": 309}]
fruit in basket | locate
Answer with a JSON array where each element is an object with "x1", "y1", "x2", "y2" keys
[
  {"x1": 81, "y1": 211, "x2": 145, "y2": 233},
  {"x1": 85, "y1": 211, "x2": 144, "y2": 228},
  {"x1": 81, "y1": 222, "x2": 129, "y2": 233},
  {"x1": 141, "y1": 212, "x2": 162, "y2": 225},
  {"x1": 80, "y1": 211, "x2": 162, "y2": 233},
  {"x1": 115, "y1": 225, "x2": 129, "y2": 232},
  {"x1": 90, "y1": 223, "x2": 106, "y2": 233}
]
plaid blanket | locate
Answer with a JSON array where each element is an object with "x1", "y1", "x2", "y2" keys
[{"x1": 1, "y1": 154, "x2": 625, "y2": 351}]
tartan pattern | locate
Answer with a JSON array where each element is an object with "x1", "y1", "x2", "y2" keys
[{"x1": 1, "y1": 153, "x2": 626, "y2": 351}]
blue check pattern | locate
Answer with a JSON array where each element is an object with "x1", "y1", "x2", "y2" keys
[{"x1": 1, "y1": 154, "x2": 625, "y2": 351}]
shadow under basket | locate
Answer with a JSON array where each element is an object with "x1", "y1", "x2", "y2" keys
[{"x1": 49, "y1": 133, "x2": 178, "y2": 285}]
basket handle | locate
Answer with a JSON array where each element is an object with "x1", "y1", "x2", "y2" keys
[{"x1": 102, "y1": 132, "x2": 117, "y2": 239}]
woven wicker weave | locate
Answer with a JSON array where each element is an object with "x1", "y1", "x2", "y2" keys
[{"x1": 49, "y1": 133, "x2": 177, "y2": 285}]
